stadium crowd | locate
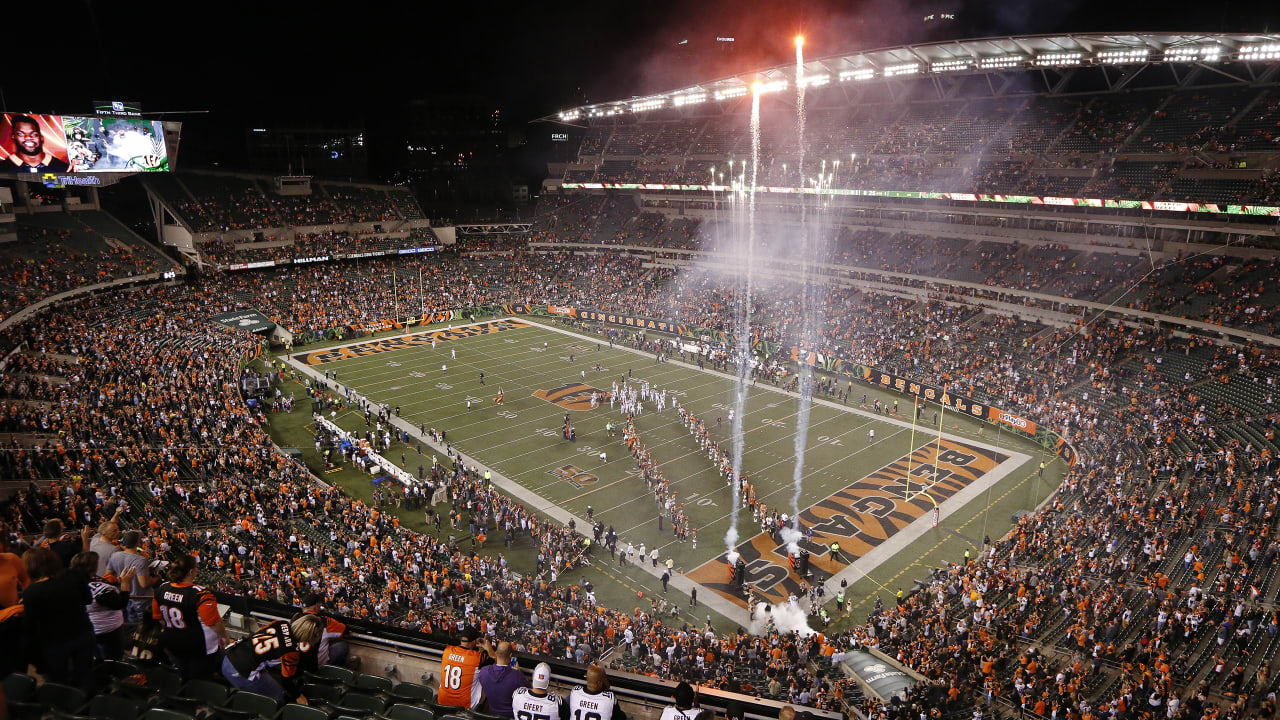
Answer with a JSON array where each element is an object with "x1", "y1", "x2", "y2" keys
[
  {"x1": 3, "y1": 127, "x2": 1280, "y2": 720},
  {"x1": 1, "y1": 226, "x2": 1279, "y2": 720}
]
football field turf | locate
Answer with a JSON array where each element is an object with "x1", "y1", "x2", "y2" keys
[{"x1": 279, "y1": 318, "x2": 1058, "y2": 630}]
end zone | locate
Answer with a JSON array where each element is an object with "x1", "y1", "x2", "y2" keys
[{"x1": 688, "y1": 436, "x2": 1027, "y2": 607}]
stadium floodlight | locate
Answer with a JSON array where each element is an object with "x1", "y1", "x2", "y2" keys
[
  {"x1": 978, "y1": 55, "x2": 1026, "y2": 69},
  {"x1": 1240, "y1": 44, "x2": 1280, "y2": 61},
  {"x1": 673, "y1": 92, "x2": 707, "y2": 107},
  {"x1": 1035, "y1": 52, "x2": 1083, "y2": 67},
  {"x1": 1095, "y1": 49, "x2": 1149, "y2": 64},
  {"x1": 558, "y1": 110, "x2": 581, "y2": 121},
  {"x1": 839, "y1": 68, "x2": 875, "y2": 81},
  {"x1": 930, "y1": 59, "x2": 972, "y2": 73},
  {"x1": 631, "y1": 98, "x2": 665, "y2": 112},
  {"x1": 1165, "y1": 46, "x2": 1222, "y2": 62},
  {"x1": 754, "y1": 79, "x2": 789, "y2": 94},
  {"x1": 800, "y1": 74, "x2": 830, "y2": 87},
  {"x1": 714, "y1": 87, "x2": 749, "y2": 101},
  {"x1": 884, "y1": 62, "x2": 920, "y2": 77}
]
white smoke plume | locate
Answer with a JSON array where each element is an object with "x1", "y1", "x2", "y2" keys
[{"x1": 748, "y1": 600, "x2": 815, "y2": 637}]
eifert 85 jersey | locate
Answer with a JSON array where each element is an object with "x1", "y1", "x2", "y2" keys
[
  {"x1": 568, "y1": 687, "x2": 624, "y2": 720},
  {"x1": 512, "y1": 688, "x2": 563, "y2": 720}
]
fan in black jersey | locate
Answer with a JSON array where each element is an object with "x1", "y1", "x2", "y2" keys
[
  {"x1": 221, "y1": 614, "x2": 325, "y2": 703},
  {"x1": 567, "y1": 665, "x2": 627, "y2": 720},
  {"x1": 511, "y1": 662, "x2": 566, "y2": 720},
  {"x1": 152, "y1": 555, "x2": 229, "y2": 680}
]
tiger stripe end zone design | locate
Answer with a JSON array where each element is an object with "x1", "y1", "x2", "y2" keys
[
  {"x1": 301, "y1": 319, "x2": 532, "y2": 365},
  {"x1": 687, "y1": 438, "x2": 1010, "y2": 607},
  {"x1": 533, "y1": 383, "x2": 611, "y2": 411}
]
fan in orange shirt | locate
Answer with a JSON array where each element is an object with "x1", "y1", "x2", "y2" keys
[{"x1": 437, "y1": 626, "x2": 497, "y2": 709}]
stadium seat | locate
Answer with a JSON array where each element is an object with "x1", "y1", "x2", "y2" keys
[
  {"x1": 465, "y1": 711, "x2": 507, "y2": 720},
  {"x1": 141, "y1": 709, "x2": 196, "y2": 720},
  {"x1": 52, "y1": 708, "x2": 105, "y2": 720},
  {"x1": 327, "y1": 693, "x2": 386, "y2": 718},
  {"x1": 386, "y1": 683, "x2": 433, "y2": 703},
  {"x1": 281, "y1": 704, "x2": 332, "y2": 720},
  {"x1": 2, "y1": 673, "x2": 36, "y2": 702},
  {"x1": 83, "y1": 694, "x2": 144, "y2": 720},
  {"x1": 116, "y1": 667, "x2": 183, "y2": 700},
  {"x1": 37, "y1": 683, "x2": 90, "y2": 713},
  {"x1": 95, "y1": 660, "x2": 143, "y2": 689},
  {"x1": 307, "y1": 666, "x2": 356, "y2": 686},
  {"x1": 385, "y1": 706, "x2": 434, "y2": 720},
  {"x1": 299, "y1": 683, "x2": 345, "y2": 704},
  {"x1": 9, "y1": 683, "x2": 89, "y2": 720},
  {"x1": 350, "y1": 674, "x2": 393, "y2": 694},
  {"x1": 177, "y1": 679, "x2": 234, "y2": 705},
  {"x1": 217, "y1": 692, "x2": 282, "y2": 720}
]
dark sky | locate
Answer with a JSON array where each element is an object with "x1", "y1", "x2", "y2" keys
[
  {"x1": 5, "y1": 0, "x2": 1277, "y2": 121},
  {"x1": 4, "y1": 0, "x2": 1277, "y2": 172}
]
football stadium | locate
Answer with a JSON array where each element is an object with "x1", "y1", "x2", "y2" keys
[{"x1": 3, "y1": 10, "x2": 1280, "y2": 720}]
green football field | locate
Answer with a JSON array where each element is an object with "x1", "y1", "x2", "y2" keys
[{"x1": 271, "y1": 317, "x2": 1061, "y2": 632}]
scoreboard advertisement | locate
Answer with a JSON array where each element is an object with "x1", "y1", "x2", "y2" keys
[{"x1": 1, "y1": 112, "x2": 170, "y2": 180}]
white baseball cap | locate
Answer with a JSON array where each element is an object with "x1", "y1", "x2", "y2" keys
[{"x1": 532, "y1": 662, "x2": 552, "y2": 691}]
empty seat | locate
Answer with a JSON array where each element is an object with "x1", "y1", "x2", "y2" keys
[
  {"x1": 328, "y1": 693, "x2": 386, "y2": 718},
  {"x1": 51, "y1": 709, "x2": 103, "y2": 720},
  {"x1": 387, "y1": 684, "x2": 433, "y2": 703},
  {"x1": 141, "y1": 710, "x2": 196, "y2": 720},
  {"x1": 84, "y1": 694, "x2": 144, "y2": 720},
  {"x1": 387, "y1": 706, "x2": 435, "y2": 720},
  {"x1": 3, "y1": 673, "x2": 36, "y2": 702},
  {"x1": 281, "y1": 705, "x2": 331, "y2": 720},
  {"x1": 95, "y1": 661, "x2": 143, "y2": 689},
  {"x1": 307, "y1": 666, "x2": 355, "y2": 686},
  {"x1": 177, "y1": 680, "x2": 232, "y2": 705},
  {"x1": 298, "y1": 684, "x2": 345, "y2": 704},
  {"x1": 350, "y1": 675, "x2": 392, "y2": 694},
  {"x1": 219, "y1": 691, "x2": 282, "y2": 720},
  {"x1": 38, "y1": 683, "x2": 90, "y2": 713}
]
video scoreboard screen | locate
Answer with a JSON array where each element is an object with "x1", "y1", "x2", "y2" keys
[{"x1": 1, "y1": 112, "x2": 171, "y2": 181}]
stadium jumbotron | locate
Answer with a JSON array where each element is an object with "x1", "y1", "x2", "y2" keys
[{"x1": 4, "y1": 9, "x2": 1280, "y2": 720}]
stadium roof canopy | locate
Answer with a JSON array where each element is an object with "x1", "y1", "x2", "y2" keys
[{"x1": 540, "y1": 32, "x2": 1280, "y2": 123}]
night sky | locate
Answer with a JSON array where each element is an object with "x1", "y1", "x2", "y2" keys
[{"x1": 4, "y1": 0, "x2": 1278, "y2": 174}]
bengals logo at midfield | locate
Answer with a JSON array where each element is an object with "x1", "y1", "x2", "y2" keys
[{"x1": 533, "y1": 383, "x2": 610, "y2": 411}]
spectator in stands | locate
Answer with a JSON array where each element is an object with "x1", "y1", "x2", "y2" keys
[
  {"x1": 0, "y1": 523, "x2": 27, "y2": 676},
  {"x1": 21, "y1": 546, "x2": 96, "y2": 693},
  {"x1": 70, "y1": 551, "x2": 133, "y2": 661},
  {"x1": 659, "y1": 681, "x2": 708, "y2": 720},
  {"x1": 38, "y1": 519, "x2": 90, "y2": 569},
  {"x1": 567, "y1": 665, "x2": 628, "y2": 720},
  {"x1": 297, "y1": 593, "x2": 351, "y2": 669},
  {"x1": 153, "y1": 554, "x2": 229, "y2": 680},
  {"x1": 89, "y1": 517, "x2": 122, "y2": 576},
  {"x1": 106, "y1": 529, "x2": 158, "y2": 624},
  {"x1": 438, "y1": 625, "x2": 497, "y2": 708},
  {"x1": 476, "y1": 640, "x2": 528, "y2": 716},
  {"x1": 222, "y1": 614, "x2": 325, "y2": 703},
  {"x1": 511, "y1": 663, "x2": 560, "y2": 720}
]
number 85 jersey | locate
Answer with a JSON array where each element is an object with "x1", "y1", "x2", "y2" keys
[{"x1": 153, "y1": 580, "x2": 222, "y2": 656}]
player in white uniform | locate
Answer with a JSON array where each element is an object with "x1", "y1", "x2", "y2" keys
[
  {"x1": 567, "y1": 665, "x2": 626, "y2": 720},
  {"x1": 512, "y1": 663, "x2": 563, "y2": 720}
]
